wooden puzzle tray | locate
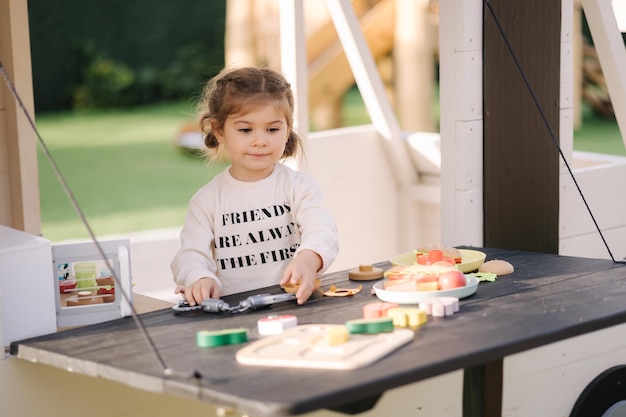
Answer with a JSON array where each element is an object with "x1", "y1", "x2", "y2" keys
[{"x1": 236, "y1": 324, "x2": 414, "y2": 370}]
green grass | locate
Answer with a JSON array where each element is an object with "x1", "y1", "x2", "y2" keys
[
  {"x1": 37, "y1": 93, "x2": 624, "y2": 242},
  {"x1": 37, "y1": 101, "x2": 227, "y2": 241},
  {"x1": 573, "y1": 104, "x2": 626, "y2": 156}
]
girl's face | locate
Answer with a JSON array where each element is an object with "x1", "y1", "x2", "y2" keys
[{"x1": 214, "y1": 103, "x2": 289, "y2": 182}]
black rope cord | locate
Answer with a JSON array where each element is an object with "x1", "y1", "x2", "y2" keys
[
  {"x1": 0, "y1": 63, "x2": 203, "y2": 383},
  {"x1": 483, "y1": 0, "x2": 625, "y2": 264}
]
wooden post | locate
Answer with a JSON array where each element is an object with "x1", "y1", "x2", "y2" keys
[
  {"x1": 0, "y1": 0, "x2": 41, "y2": 234},
  {"x1": 225, "y1": 0, "x2": 280, "y2": 68},
  {"x1": 483, "y1": 0, "x2": 561, "y2": 254},
  {"x1": 394, "y1": 0, "x2": 436, "y2": 132},
  {"x1": 224, "y1": 0, "x2": 256, "y2": 66}
]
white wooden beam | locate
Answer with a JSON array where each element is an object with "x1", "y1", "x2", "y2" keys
[
  {"x1": 279, "y1": 0, "x2": 309, "y2": 137},
  {"x1": 279, "y1": 0, "x2": 309, "y2": 170},
  {"x1": 439, "y1": 0, "x2": 483, "y2": 247}
]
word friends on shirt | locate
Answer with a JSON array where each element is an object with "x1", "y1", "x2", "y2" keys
[{"x1": 220, "y1": 204, "x2": 291, "y2": 226}]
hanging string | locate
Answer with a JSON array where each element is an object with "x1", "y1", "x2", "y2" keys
[
  {"x1": 0, "y1": 63, "x2": 201, "y2": 380},
  {"x1": 483, "y1": 0, "x2": 625, "y2": 264}
]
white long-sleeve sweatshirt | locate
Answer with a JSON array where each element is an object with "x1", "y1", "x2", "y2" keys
[{"x1": 171, "y1": 163, "x2": 339, "y2": 296}]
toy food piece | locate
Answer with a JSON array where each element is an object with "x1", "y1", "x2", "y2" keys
[
  {"x1": 59, "y1": 279, "x2": 77, "y2": 293},
  {"x1": 437, "y1": 270, "x2": 466, "y2": 290},
  {"x1": 257, "y1": 315, "x2": 298, "y2": 336},
  {"x1": 416, "y1": 249, "x2": 456, "y2": 266},
  {"x1": 416, "y1": 244, "x2": 463, "y2": 263},
  {"x1": 345, "y1": 317, "x2": 394, "y2": 334},
  {"x1": 479, "y1": 259, "x2": 514, "y2": 275},
  {"x1": 419, "y1": 297, "x2": 459, "y2": 317},
  {"x1": 349, "y1": 264, "x2": 384, "y2": 281},
  {"x1": 383, "y1": 278, "x2": 419, "y2": 291},
  {"x1": 384, "y1": 277, "x2": 440, "y2": 292},
  {"x1": 320, "y1": 284, "x2": 362, "y2": 297},
  {"x1": 383, "y1": 263, "x2": 466, "y2": 292},
  {"x1": 416, "y1": 281, "x2": 440, "y2": 291},
  {"x1": 196, "y1": 328, "x2": 248, "y2": 348},
  {"x1": 362, "y1": 302, "x2": 399, "y2": 319},
  {"x1": 282, "y1": 278, "x2": 321, "y2": 293},
  {"x1": 322, "y1": 325, "x2": 350, "y2": 346},
  {"x1": 386, "y1": 307, "x2": 427, "y2": 327},
  {"x1": 96, "y1": 283, "x2": 115, "y2": 303}
]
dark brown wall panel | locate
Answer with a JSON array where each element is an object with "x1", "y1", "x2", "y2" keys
[{"x1": 483, "y1": 0, "x2": 561, "y2": 254}]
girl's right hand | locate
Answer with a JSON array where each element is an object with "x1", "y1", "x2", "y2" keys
[{"x1": 175, "y1": 277, "x2": 221, "y2": 306}]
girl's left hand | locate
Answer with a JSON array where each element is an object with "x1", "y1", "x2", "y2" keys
[{"x1": 280, "y1": 249, "x2": 323, "y2": 304}]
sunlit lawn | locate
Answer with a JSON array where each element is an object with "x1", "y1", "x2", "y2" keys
[
  {"x1": 573, "y1": 104, "x2": 625, "y2": 156},
  {"x1": 37, "y1": 101, "x2": 227, "y2": 241}
]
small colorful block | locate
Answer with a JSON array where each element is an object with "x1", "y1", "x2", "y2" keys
[
  {"x1": 257, "y1": 315, "x2": 298, "y2": 336},
  {"x1": 345, "y1": 317, "x2": 394, "y2": 334},
  {"x1": 419, "y1": 297, "x2": 460, "y2": 317},
  {"x1": 362, "y1": 302, "x2": 399, "y2": 319},
  {"x1": 386, "y1": 307, "x2": 428, "y2": 328},
  {"x1": 322, "y1": 325, "x2": 351, "y2": 346},
  {"x1": 196, "y1": 328, "x2": 248, "y2": 348}
]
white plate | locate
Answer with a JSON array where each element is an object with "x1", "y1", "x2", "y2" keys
[{"x1": 372, "y1": 274, "x2": 479, "y2": 304}]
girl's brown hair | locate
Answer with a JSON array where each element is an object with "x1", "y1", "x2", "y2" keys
[{"x1": 198, "y1": 67, "x2": 302, "y2": 161}]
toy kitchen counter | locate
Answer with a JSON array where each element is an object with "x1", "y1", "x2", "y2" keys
[{"x1": 9, "y1": 247, "x2": 626, "y2": 417}]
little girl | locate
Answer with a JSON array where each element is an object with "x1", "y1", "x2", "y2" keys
[{"x1": 171, "y1": 67, "x2": 339, "y2": 306}]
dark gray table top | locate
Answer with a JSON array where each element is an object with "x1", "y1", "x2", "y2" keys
[{"x1": 11, "y1": 247, "x2": 626, "y2": 416}]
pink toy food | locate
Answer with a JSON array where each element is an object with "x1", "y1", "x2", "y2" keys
[{"x1": 419, "y1": 297, "x2": 460, "y2": 317}]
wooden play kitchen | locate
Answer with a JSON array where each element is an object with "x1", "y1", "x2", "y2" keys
[{"x1": 10, "y1": 247, "x2": 626, "y2": 417}]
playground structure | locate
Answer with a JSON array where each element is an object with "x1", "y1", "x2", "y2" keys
[
  {"x1": 176, "y1": 0, "x2": 438, "y2": 149},
  {"x1": 222, "y1": 0, "x2": 621, "y2": 132},
  {"x1": 223, "y1": 0, "x2": 438, "y2": 132}
]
